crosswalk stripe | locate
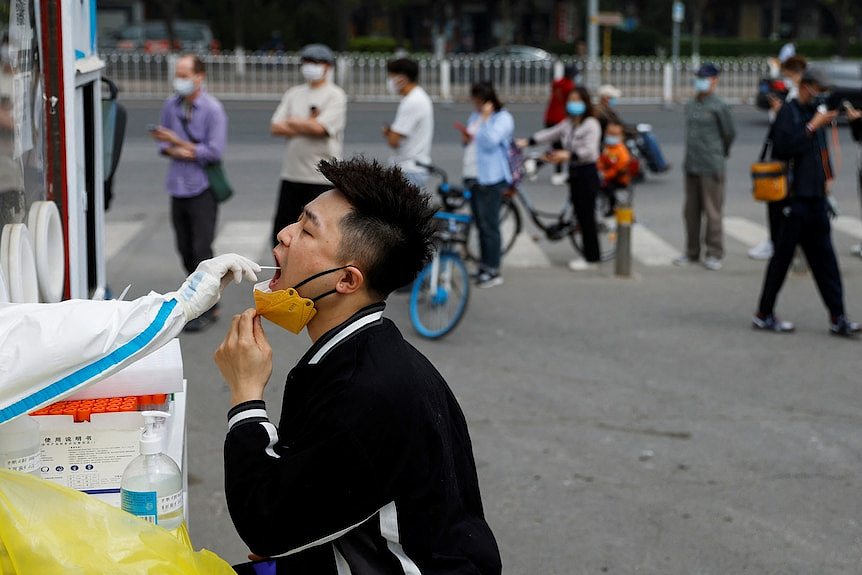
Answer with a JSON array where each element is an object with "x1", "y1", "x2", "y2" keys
[
  {"x1": 214, "y1": 220, "x2": 271, "y2": 262},
  {"x1": 631, "y1": 223, "x2": 681, "y2": 266},
  {"x1": 832, "y1": 215, "x2": 862, "y2": 240},
  {"x1": 723, "y1": 216, "x2": 768, "y2": 247},
  {"x1": 504, "y1": 233, "x2": 553, "y2": 268},
  {"x1": 106, "y1": 215, "x2": 862, "y2": 273},
  {"x1": 104, "y1": 220, "x2": 147, "y2": 262}
]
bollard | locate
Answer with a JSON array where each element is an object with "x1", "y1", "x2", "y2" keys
[{"x1": 614, "y1": 200, "x2": 634, "y2": 278}]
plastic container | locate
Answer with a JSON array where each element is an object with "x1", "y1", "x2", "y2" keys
[
  {"x1": 0, "y1": 416, "x2": 42, "y2": 477},
  {"x1": 120, "y1": 411, "x2": 183, "y2": 530}
]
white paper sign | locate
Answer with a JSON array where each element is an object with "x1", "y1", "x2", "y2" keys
[{"x1": 12, "y1": 71, "x2": 32, "y2": 158}]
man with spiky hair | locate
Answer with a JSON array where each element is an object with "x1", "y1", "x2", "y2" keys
[{"x1": 216, "y1": 157, "x2": 502, "y2": 575}]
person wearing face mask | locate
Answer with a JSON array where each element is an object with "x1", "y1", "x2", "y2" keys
[
  {"x1": 150, "y1": 54, "x2": 228, "y2": 332},
  {"x1": 673, "y1": 63, "x2": 735, "y2": 271},
  {"x1": 463, "y1": 82, "x2": 514, "y2": 288},
  {"x1": 215, "y1": 157, "x2": 502, "y2": 575},
  {"x1": 752, "y1": 68, "x2": 860, "y2": 337},
  {"x1": 382, "y1": 58, "x2": 434, "y2": 188},
  {"x1": 595, "y1": 84, "x2": 623, "y2": 136},
  {"x1": 270, "y1": 43, "x2": 347, "y2": 247},
  {"x1": 750, "y1": 55, "x2": 808, "y2": 261},
  {"x1": 541, "y1": 65, "x2": 576, "y2": 186},
  {"x1": 518, "y1": 86, "x2": 603, "y2": 271},
  {"x1": 597, "y1": 121, "x2": 631, "y2": 217}
]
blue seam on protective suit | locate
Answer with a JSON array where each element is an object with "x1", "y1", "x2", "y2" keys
[{"x1": 0, "y1": 299, "x2": 178, "y2": 424}]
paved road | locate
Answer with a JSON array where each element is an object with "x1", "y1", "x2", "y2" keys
[{"x1": 106, "y1": 100, "x2": 862, "y2": 573}]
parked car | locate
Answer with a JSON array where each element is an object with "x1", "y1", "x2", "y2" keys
[
  {"x1": 755, "y1": 60, "x2": 862, "y2": 112},
  {"x1": 814, "y1": 60, "x2": 862, "y2": 111},
  {"x1": 104, "y1": 21, "x2": 220, "y2": 54},
  {"x1": 478, "y1": 45, "x2": 554, "y2": 63}
]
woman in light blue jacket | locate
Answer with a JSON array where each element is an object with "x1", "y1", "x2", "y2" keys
[{"x1": 468, "y1": 82, "x2": 514, "y2": 288}]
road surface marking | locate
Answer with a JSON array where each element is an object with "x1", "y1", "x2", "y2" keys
[
  {"x1": 632, "y1": 223, "x2": 681, "y2": 266},
  {"x1": 215, "y1": 220, "x2": 270, "y2": 262},
  {"x1": 504, "y1": 233, "x2": 553, "y2": 268},
  {"x1": 832, "y1": 216, "x2": 862, "y2": 240},
  {"x1": 724, "y1": 216, "x2": 768, "y2": 247},
  {"x1": 104, "y1": 220, "x2": 147, "y2": 262}
]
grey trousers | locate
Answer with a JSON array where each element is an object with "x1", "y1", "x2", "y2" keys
[{"x1": 683, "y1": 173, "x2": 725, "y2": 260}]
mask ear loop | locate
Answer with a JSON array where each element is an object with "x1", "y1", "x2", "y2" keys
[{"x1": 293, "y1": 265, "x2": 357, "y2": 302}]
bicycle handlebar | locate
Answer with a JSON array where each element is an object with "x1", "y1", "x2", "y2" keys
[{"x1": 415, "y1": 161, "x2": 448, "y2": 183}]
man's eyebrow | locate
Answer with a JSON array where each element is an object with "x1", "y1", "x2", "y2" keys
[{"x1": 302, "y1": 207, "x2": 320, "y2": 227}]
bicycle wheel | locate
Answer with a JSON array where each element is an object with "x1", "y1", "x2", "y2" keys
[
  {"x1": 466, "y1": 197, "x2": 522, "y2": 262},
  {"x1": 569, "y1": 217, "x2": 617, "y2": 262},
  {"x1": 409, "y1": 252, "x2": 470, "y2": 339}
]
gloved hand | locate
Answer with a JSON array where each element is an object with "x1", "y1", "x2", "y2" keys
[
  {"x1": 167, "y1": 254, "x2": 261, "y2": 321},
  {"x1": 826, "y1": 195, "x2": 839, "y2": 219}
]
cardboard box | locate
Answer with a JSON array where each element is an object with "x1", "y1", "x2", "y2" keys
[{"x1": 33, "y1": 386, "x2": 186, "y2": 508}]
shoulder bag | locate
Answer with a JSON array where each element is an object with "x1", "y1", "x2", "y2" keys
[
  {"x1": 179, "y1": 115, "x2": 233, "y2": 203},
  {"x1": 750, "y1": 129, "x2": 787, "y2": 202}
]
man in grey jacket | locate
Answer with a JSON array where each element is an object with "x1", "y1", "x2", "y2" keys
[{"x1": 674, "y1": 63, "x2": 736, "y2": 271}]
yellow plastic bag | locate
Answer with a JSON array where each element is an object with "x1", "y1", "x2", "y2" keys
[{"x1": 0, "y1": 469, "x2": 235, "y2": 574}]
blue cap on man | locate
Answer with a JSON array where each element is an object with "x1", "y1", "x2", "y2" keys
[{"x1": 695, "y1": 63, "x2": 720, "y2": 78}]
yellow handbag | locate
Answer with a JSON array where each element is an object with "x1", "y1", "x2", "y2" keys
[
  {"x1": 751, "y1": 161, "x2": 788, "y2": 202},
  {"x1": 750, "y1": 129, "x2": 788, "y2": 202}
]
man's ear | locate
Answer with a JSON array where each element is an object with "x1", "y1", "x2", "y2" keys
[{"x1": 335, "y1": 266, "x2": 364, "y2": 295}]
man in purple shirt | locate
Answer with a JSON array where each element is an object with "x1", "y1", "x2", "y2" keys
[{"x1": 151, "y1": 54, "x2": 227, "y2": 332}]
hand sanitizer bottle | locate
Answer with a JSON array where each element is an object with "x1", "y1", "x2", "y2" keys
[
  {"x1": 0, "y1": 415, "x2": 42, "y2": 477},
  {"x1": 120, "y1": 411, "x2": 183, "y2": 530}
]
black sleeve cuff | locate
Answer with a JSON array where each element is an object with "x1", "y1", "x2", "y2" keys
[{"x1": 227, "y1": 400, "x2": 270, "y2": 432}]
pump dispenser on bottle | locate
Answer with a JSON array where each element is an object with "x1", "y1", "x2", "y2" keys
[{"x1": 120, "y1": 411, "x2": 184, "y2": 530}]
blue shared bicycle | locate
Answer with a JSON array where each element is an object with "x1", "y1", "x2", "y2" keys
[{"x1": 409, "y1": 163, "x2": 472, "y2": 339}]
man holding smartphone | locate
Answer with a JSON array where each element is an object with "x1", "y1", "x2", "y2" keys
[
  {"x1": 752, "y1": 68, "x2": 860, "y2": 337},
  {"x1": 150, "y1": 54, "x2": 228, "y2": 333},
  {"x1": 270, "y1": 43, "x2": 347, "y2": 247}
]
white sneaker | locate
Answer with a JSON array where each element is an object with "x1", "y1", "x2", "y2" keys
[
  {"x1": 568, "y1": 258, "x2": 598, "y2": 271},
  {"x1": 703, "y1": 256, "x2": 723, "y2": 271},
  {"x1": 852, "y1": 243, "x2": 862, "y2": 257},
  {"x1": 550, "y1": 172, "x2": 568, "y2": 186},
  {"x1": 747, "y1": 239, "x2": 773, "y2": 260},
  {"x1": 673, "y1": 255, "x2": 695, "y2": 266}
]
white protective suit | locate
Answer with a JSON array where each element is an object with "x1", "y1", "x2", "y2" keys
[{"x1": 0, "y1": 254, "x2": 259, "y2": 424}]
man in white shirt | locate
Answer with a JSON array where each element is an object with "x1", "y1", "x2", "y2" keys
[
  {"x1": 270, "y1": 44, "x2": 347, "y2": 246},
  {"x1": 382, "y1": 58, "x2": 434, "y2": 188}
]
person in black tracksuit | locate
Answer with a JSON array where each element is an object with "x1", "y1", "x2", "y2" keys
[
  {"x1": 753, "y1": 69, "x2": 860, "y2": 337},
  {"x1": 215, "y1": 157, "x2": 502, "y2": 575}
]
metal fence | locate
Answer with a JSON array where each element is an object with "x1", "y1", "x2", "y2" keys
[{"x1": 100, "y1": 51, "x2": 771, "y2": 104}]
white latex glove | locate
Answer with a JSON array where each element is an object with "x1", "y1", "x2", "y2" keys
[
  {"x1": 167, "y1": 253, "x2": 260, "y2": 321},
  {"x1": 826, "y1": 195, "x2": 839, "y2": 219}
]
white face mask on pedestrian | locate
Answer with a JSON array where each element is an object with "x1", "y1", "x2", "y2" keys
[
  {"x1": 386, "y1": 76, "x2": 403, "y2": 95},
  {"x1": 694, "y1": 77, "x2": 712, "y2": 94},
  {"x1": 173, "y1": 77, "x2": 196, "y2": 96},
  {"x1": 301, "y1": 63, "x2": 327, "y2": 82}
]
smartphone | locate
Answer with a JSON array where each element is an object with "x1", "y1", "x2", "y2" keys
[{"x1": 146, "y1": 123, "x2": 160, "y2": 132}]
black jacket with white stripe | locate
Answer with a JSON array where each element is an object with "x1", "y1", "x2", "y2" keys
[{"x1": 224, "y1": 303, "x2": 502, "y2": 574}]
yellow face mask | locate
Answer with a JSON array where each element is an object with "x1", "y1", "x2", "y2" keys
[
  {"x1": 253, "y1": 282, "x2": 317, "y2": 334},
  {"x1": 252, "y1": 265, "x2": 352, "y2": 334}
]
